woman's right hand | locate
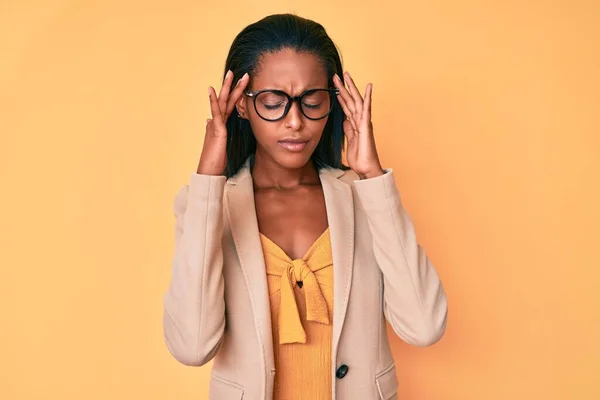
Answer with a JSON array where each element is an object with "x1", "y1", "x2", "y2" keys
[{"x1": 196, "y1": 70, "x2": 250, "y2": 175}]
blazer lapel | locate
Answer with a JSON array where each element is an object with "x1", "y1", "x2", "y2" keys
[
  {"x1": 319, "y1": 168, "x2": 355, "y2": 355},
  {"x1": 224, "y1": 160, "x2": 355, "y2": 372},
  {"x1": 225, "y1": 160, "x2": 275, "y2": 374}
]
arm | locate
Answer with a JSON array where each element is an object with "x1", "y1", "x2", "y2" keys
[
  {"x1": 163, "y1": 173, "x2": 227, "y2": 365},
  {"x1": 353, "y1": 169, "x2": 448, "y2": 346}
]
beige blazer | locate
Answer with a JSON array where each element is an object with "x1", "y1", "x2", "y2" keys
[{"x1": 163, "y1": 159, "x2": 448, "y2": 400}]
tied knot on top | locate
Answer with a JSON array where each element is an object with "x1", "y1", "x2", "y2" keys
[
  {"x1": 261, "y1": 229, "x2": 333, "y2": 344},
  {"x1": 265, "y1": 255, "x2": 331, "y2": 344},
  {"x1": 290, "y1": 259, "x2": 309, "y2": 287}
]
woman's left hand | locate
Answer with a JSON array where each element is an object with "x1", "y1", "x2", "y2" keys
[{"x1": 333, "y1": 72, "x2": 384, "y2": 180}]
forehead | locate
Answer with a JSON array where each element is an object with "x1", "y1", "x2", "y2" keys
[{"x1": 251, "y1": 49, "x2": 328, "y2": 93}]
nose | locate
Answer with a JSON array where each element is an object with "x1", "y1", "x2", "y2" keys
[{"x1": 284, "y1": 101, "x2": 304, "y2": 130}]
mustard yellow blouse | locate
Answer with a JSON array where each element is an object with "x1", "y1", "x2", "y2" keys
[{"x1": 259, "y1": 227, "x2": 334, "y2": 400}]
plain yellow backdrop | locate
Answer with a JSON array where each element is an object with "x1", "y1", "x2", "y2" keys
[{"x1": 1, "y1": 0, "x2": 599, "y2": 399}]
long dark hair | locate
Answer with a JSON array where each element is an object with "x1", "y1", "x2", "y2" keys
[{"x1": 222, "y1": 13, "x2": 349, "y2": 178}]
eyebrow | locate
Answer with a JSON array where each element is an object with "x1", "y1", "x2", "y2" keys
[{"x1": 246, "y1": 87, "x2": 331, "y2": 94}]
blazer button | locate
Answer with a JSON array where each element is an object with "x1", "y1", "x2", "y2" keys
[{"x1": 336, "y1": 364, "x2": 349, "y2": 379}]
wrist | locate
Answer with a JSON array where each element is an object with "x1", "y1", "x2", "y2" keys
[
  {"x1": 196, "y1": 161, "x2": 225, "y2": 176},
  {"x1": 359, "y1": 168, "x2": 384, "y2": 180}
]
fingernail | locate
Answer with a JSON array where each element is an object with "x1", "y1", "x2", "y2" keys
[
  {"x1": 208, "y1": 87, "x2": 212, "y2": 96},
  {"x1": 225, "y1": 70, "x2": 232, "y2": 79},
  {"x1": 346, "y1": 72, "x2": 351, "y2": 79},
  {"x1": 242, "y1": 72, "x2": 249, "y2": 80}
]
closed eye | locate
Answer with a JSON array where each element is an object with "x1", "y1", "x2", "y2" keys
[
  {"x1": 263, "y1": 102, "x2": 285, "y2": 110},
  {"x1": 302, "y1": 102, "x2": 322, "y2": 109}
]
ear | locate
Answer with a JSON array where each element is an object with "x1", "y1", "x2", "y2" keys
[{"x1": 236, "y1": 96, "x2": 249, "y2": 120}]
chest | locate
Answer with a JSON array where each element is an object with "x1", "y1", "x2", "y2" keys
[{"x1": 254, "y1": 185, "x2": 329, "y2": 260}]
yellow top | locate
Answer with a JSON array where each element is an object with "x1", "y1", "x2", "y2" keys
[{"x1": 260, "y1": 227, "x2": 334, "y2": 400}]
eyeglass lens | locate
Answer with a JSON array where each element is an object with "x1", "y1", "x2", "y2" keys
[{"x1": 254, "y1": 90, "x2": 332, "y2": 120}]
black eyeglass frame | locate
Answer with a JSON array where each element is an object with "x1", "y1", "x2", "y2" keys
[{"x1": 244, "y1": 88, "x2": 340, "y2": 122}]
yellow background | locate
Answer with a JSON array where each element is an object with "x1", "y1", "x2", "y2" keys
[{"x1": 1, "y1": 0, "x2": 599, "y2": 399}]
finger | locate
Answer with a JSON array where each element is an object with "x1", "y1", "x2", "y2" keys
[
  {"x1": 344, "y1": 72, "x2": 364, "y2": 117},
  {"x1": 333, "y1": 74, "x2": 355, "y2": 114},
  {"x1": 342, "y1": 118, "x2": 356, "y2": 143},
  {"x1": 333, "y1": 74, "x2": 356, "y2": 115},
  {"x1": 208, "y1": 86, "x2": 224, "y2": 125},
  {"x1": 225, "y1": 72, "x2": 250, "y2": 117},
  {"x1": 218, "y1": 70, "x2": 234, "y2": 115},
  {"x1": 336, "y1": 93, "x2": 359, "y2": 136},
  {"x1": 335, "y1": 88, "x2": 351, "y2": 118},
  {"x1": 362, "y1": 83, "x2": 372, "y2": 121},
  {"x1": 334, "y1": 76, "x2": 359, "y2": 133}
]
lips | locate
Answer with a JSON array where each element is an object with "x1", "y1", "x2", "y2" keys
[{"x1": 279, "y1": 139, "x2": 308, "y2": 152}]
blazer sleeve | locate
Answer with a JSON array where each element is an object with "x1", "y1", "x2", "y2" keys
[
  {"x1": 353, "y1": 169, "x2": 448, "y2": 347},
  {"x1": 163, "y1": 173, "x2": 227, "y2": 366}
]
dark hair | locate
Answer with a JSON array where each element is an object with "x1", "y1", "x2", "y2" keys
[{"x1": 222, "y1": 13, "x2": 349, "y2": 178}]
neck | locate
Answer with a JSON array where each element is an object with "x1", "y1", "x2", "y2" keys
[{"x1": 251, "y1": 151, "x2": 320, "y2": 190}]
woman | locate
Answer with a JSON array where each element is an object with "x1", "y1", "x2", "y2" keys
[{"x1": 163, "y1": 13, "x2": 448, "y2": 400}]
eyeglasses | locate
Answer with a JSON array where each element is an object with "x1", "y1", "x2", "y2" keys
[{"x1": 244, "y1": 88, "x2": 339, "y2": 122}]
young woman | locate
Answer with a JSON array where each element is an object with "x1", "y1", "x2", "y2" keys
[{"x1": 163, "y1": 13, "x2": 448, "y2": 400}]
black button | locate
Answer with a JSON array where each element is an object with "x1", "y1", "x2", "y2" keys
[{"x1": 336, "y1": 364, "x2": 349, "y2": 379}]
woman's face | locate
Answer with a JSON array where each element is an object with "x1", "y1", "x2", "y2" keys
[{"x1": 237, "y1": 49, "x2": 330, "y2": 170}]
